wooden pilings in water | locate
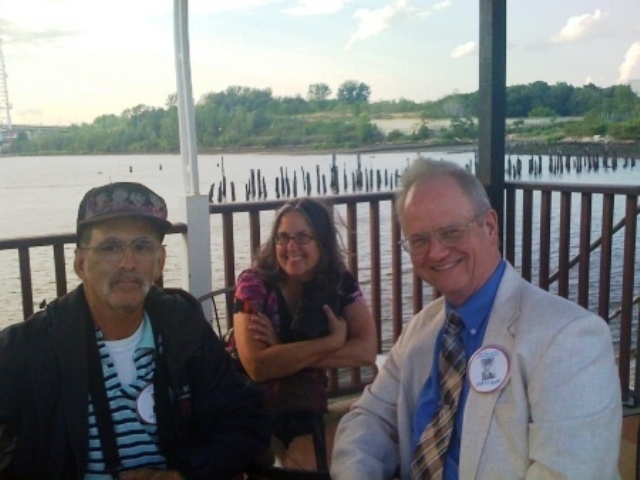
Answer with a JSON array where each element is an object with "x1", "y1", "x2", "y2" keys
[
  {"x1": 505, "y1": 142, "x2": 638, "y2": 179},
  {"x1": 206, "y1": 143, "x2": 638, "y2": 202},
  {"x1": 207, "y1": 152, "x2": 402, "y2": 203}
]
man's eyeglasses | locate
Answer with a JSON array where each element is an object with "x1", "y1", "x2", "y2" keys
[
  {"x1": 80, "y1": 238, "x2": 162, "y2": 262},
  {"x1": 274, "y1": 232, "x2": 315, "y2": 246},
  {"x1": 400, "y1": 218, "x2": 479, "y2": 256}
]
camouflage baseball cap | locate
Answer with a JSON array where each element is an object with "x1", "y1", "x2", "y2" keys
[{"x1": 77, "y1": 182, "x2": 171, "y2": 242}]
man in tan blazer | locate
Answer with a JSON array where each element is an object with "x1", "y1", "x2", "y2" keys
[{"x1": 331, "y1": 158, "x2": 621, "y2": 480}]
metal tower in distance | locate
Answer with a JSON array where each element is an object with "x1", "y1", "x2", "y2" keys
[{"x1": 0, "y1": 38, "x2": 13, "y2": 144}]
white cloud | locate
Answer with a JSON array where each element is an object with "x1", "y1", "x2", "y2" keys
[
  {"x1": 1, "y1": 0, "x2": 168, "y2": 47},
  {"x1": 190, "y1": 0, "x2": 282, "y2": 15},
  {"x1": 284, "y1": 0, "x2": 350, "y2": 16},
  {"x1": 4, "y1": 0, "x2": 167, "y2": 28},
  {"x1": 346, "y1": 0, "x2": 431, "y2": 49},
  {"x1": 451, "y1": 41, "x2": 477, "y2": 58},
  {"x1": 618, "y1": 41, "x2": 640, "y2": 83},
  {"x1": 418, "y1": 0, "x2": 451, "y2": 19},
  {"x1": 26, "y1": 0, "x2": 285, "y2": 36},
  {"x1": 433, "y1": 0, "x2": 452, "y2": 11},
  {"x1": 347, "y1": 6, "x2": 396, "y2": 48},
  {"x1": 551, "y1": 9, "x2": 607, "y2": 44}
]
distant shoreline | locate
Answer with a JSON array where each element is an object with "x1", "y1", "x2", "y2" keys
[
  {"x1": 199, "y1": 141, "x2": 477, "y2": 157},
  {"x1": 3, "y1": 142, "x2": 475, "y2": 159},
  {"x1": 12, "y1": 138, "x2": 637, "y2": 159},
  {"x1": 198, "y1": 138, "x2": 640, "y2": 158}
]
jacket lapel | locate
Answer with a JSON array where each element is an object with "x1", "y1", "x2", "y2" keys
[
  {"x1": 49, "y1": 286, "x2": 91, "y2": 472},
  {"x1": 460, "y1": 263, "x2": 522, "y2": 477}
]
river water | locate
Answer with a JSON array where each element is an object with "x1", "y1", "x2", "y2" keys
[{"x1": 1, "y1": 150, "x2": 638, "y2": 346}]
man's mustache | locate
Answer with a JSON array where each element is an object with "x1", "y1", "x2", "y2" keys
[{"x1": 107, "y1": 272, "x2": 146, "y2": 288}]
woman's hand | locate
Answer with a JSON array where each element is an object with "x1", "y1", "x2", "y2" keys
[
  {"x1": 324, "y1": 304, "x2": 347, "y2": 350},
  {"x1": 307, "y1": 298, "x2": 377, "y2": 369},
  {"x1": 233, "y1": 301, "x2": 351, "y2": 381},
  {"x1": 248, "y1": 312, "x2": 281, "y2": 347}
]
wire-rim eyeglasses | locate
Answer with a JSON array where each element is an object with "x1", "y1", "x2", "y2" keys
[
  {"x1": 78, "y1": 238, "x2": 163, "y2": 262},
  {"x1": 399, "y1": 217, "x2": 480, "y2": 256}
]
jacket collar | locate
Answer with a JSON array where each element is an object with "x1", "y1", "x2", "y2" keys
[
  {"x1": 460, "y1": 262, "x2": 522, "y2": 477},
  {"x1": 47, "y1": 285, "x2": 92, "y2": 473}
]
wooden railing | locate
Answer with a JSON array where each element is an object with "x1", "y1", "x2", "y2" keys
[
  {"x1": 1, "y1": 182, "x2": 638, "y2": 401},
  {"x1": 504, "y1": 181, "x2": 639, "y2": 404}
]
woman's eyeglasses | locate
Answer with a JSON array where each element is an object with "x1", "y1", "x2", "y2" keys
[{"x1": 274, "y1": 232, "x2": 315, "y2": 246}]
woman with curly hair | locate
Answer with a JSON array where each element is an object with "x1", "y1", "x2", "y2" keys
[{"x1": 232, "y1": 197, "x2": 376, "y2": 469}]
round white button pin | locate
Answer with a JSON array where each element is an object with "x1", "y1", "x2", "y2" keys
[
  {"x1": 136, "y1": 383, "x2": 157, "y2": 424},
  {"x1": 468, "y1": 346, "x2": 510, "y2": 393}
]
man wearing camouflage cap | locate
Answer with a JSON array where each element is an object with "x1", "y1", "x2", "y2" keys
[{"x1": 0, "y1": 182, "x2": 271, "y2": 479}]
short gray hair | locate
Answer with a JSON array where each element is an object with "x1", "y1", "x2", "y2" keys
[{"x1": 395, "y1": 157, "x2": 492, "y2": 219}]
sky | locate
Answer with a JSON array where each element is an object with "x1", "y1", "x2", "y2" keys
[{"x1": 1, "y1": 0, "x2": 640, "y2": 126}]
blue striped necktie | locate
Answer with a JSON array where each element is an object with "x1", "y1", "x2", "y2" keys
[{"x1": 411, "y1": 310, "x2": 466, "y2": 480}]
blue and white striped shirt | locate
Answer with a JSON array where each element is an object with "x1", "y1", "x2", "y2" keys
[{"x1": 85, "y1": 314, "x2": 166, "y2": 478}]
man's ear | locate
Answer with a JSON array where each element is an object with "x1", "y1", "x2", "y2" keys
[
  {"x1": 74, "y1": 248, "x2": 86, "y2": 280},
  {"x1": 154, "y1": 245, "x2": 167, "y2": 282},
  {"x1": 483, "y1": 209, "x2": 500, "y2": 240}
]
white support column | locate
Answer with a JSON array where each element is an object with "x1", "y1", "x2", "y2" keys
[
  {"x1": 174, "y1": 0, "x2": 199, "y2": 195},
  {"x1": 173, "y1": 0, "x2": 213, "y2": 319},
  {"x1": 179, "y1": 194, "x2": 212, "y2": 301}
]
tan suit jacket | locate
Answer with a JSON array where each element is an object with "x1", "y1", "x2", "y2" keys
[{"x1": 331, "y1": 263, "x2": 621, "y2": 479}]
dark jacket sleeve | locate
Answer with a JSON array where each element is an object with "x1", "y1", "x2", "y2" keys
[
  {"x1": 149, "y1": 288, "x2": 272, "y2": 480},
  {"x1": 0, "y1": 324, "x2": 24, "y2": 474}
]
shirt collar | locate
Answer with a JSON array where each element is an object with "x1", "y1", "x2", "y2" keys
[
  {"x1": 138, "y1": 311, "x2": 155, "y2": 350},
  {"x1": 446, "y1": 259, "x2": 506, "y2": 333}
]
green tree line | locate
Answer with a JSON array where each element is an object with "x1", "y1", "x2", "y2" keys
[{"x1": 10, "y1": 80, "x2": 640, "y2": 155}]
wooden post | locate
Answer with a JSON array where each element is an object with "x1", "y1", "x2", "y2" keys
[{"x1": 477, "y1": 0, "x2": 506, "y2": 253}]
